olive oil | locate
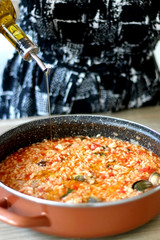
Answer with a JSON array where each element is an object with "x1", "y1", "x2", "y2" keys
[
  {"x1": 45, "y1": 70, "x2": 53, "y2": 140},
  {"x1": 0, "y1": 0, "x2": 47, "y2": 71}
]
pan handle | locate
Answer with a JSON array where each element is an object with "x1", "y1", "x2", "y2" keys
[{"x1": 0, "y1": 198, "x2": 50, "y2": 228}]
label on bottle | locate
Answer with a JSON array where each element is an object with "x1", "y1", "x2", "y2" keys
[{"x1": 8, "y1": 24, "x2": 24, "y2": 41}]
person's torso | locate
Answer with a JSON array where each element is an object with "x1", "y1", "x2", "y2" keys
[{"x1": 20, "y1": 0, "x2": 159, "y2": 68}]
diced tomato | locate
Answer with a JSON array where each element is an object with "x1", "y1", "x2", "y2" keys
[
  {"x1": 45, "y1": 177, "x2": 50, "y2": 182},
  {"x1": 119, "y1": 188, "x2": 126, "y2": 194},
  {"x1": 108, "y1": 172, "x2": 114, "y2": 177},
  {"x1": 137, "y1": 150, "x2": 145, "y2": 155},
  {"x1": 65, "y1": 140, "x2": 73, "y2": 143},
  {"x1": 54, "y1": 147, "x2": 60, "y2": 151},
  {"x1": 89, "y1": 143, "x2": 101, "y2": 150},
  {"x1": 72, "y1": 185, "x2": 79, "y2": 190},
  {"x1": 101, "y1": 174, "x2": 107, "y2": 179},
  {"x1": 0, "y1": 172, "x2": 5, "y2": 176},
  {"x1": 139, "y1": 166, "x2": 155, "y2": 174},
  {"x1": 25, "y1": 174, "x2": 30, "y2": 180},
  {"x1": 41, "y1": 152, "x2": 46, "y2": 156},
  {"x1": 136, "y1": 160, "x2": 141, "y2": 164},
  {"x1": 17, "y1": 159, "x2": 22, "y2": 163}
]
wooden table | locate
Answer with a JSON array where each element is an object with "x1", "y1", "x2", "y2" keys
[{"x1": 0, "y1": 106, "x2": 160, "y2": 240}]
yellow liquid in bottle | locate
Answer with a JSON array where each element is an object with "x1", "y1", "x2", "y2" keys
[
  {"x1": 0, "y1": 0, "x2": 30, "y2": 51},
  {"x1": 0, "y1": 0, "x2": 16, "y2": 22}
]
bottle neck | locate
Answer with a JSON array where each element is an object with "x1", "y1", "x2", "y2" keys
[
  {"x1": 1, "y1": 14, "x2": 37, "y2": 59},
  {"x1": 0, "y1": 14, "x2": 48, "y2": 72}
]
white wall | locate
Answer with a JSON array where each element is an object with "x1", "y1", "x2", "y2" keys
[
  {"x1": 0, "y1": 35, "x2": 14, "y2": 83},
  {"x1": 154, "y1": 41, "x2": 160, "y2": 70}
]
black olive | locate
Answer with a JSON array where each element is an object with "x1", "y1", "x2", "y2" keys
[
  {"x1": 106, "y1": 164, "x2": 111, "y2": 169},
  {"x1": 37, "y1": 160, "x2": 46, "y2": 167},
  {"x1": 73, "y1": 175, "x2": 85, "y2": 182},
  {"x1": 88, "y1": 196, "x2": 101, "y2": 203},
  {"x1": 94, "y1": 152, "x2": 106, "y2": 156}
]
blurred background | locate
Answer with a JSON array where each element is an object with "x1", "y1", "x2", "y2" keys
[{"x1": 0, "y1": 0, "x2": 160, "y2": 90}]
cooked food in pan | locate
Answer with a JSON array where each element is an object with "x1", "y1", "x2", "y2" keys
[{"x1": 0, "y1": 136, "x2": 160, "y2": 203}]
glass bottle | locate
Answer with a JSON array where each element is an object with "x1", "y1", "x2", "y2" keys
[{"x1": 0, "y1": 0, "x2": 47, "y2": 72}]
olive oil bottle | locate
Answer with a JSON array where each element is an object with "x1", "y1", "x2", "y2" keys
[{"x1": 0, "y1": 0, "x2": 47, "y2": 72}]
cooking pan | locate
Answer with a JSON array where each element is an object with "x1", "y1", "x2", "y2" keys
[{"x1": 0, "y1": 115, "x2": 160, "y2": 238}]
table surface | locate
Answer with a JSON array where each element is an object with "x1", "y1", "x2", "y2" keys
[{"x1": 0, "y1": 106, "x2": 160, "y2": 240}]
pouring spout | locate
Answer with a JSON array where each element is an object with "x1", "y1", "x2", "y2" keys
[{"x1": 30, "y1": 53, "x2": 49, "y2": 72}]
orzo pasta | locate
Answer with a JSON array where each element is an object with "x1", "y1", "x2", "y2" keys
[{"x1": 0, "y1": 136, "x2": 160, "y2": 203}]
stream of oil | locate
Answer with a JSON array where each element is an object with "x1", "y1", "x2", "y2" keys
[
  {"x1": 45, "y1": 70, "x2": 52, "y2": 140},
  {"x1": 45, "y1": 70, "x2": 81, "y2": 240}
]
